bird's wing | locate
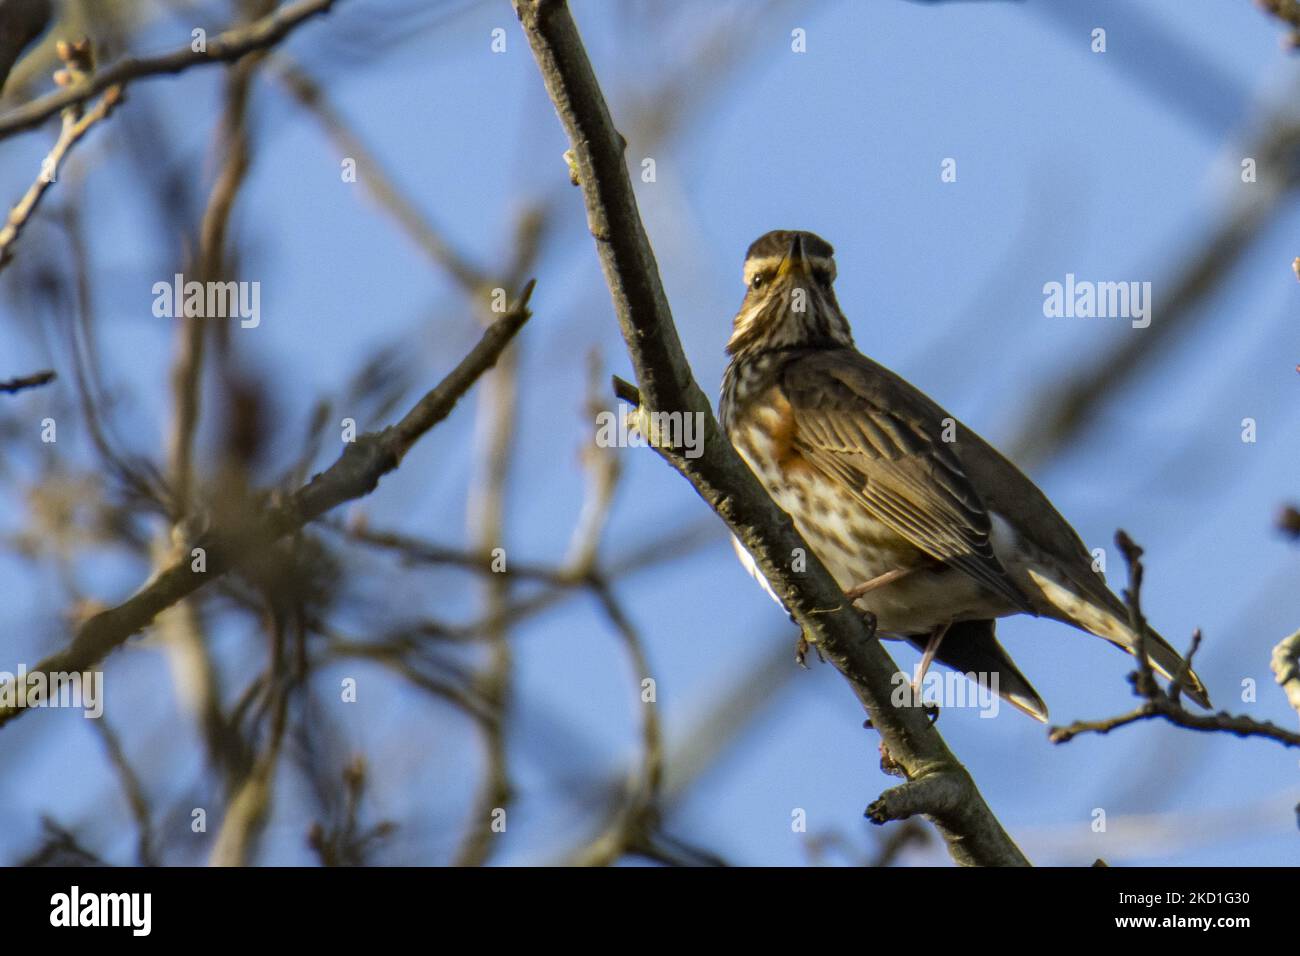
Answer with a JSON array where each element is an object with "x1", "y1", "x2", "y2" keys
[{"x1": 779, "y1": 351, "x2": 1033, "y2": 614}]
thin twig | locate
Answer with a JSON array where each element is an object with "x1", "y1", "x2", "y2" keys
[
  {"x1": 0, "y1": 369, "x2": 54, "y2": 393},
  {"x1": 0, "y1": 83, "x2": 122, "y2": 273},
  {"x1": 91, "y1": 717, "x2": 157, "y2": 866},
  {"x1": 1050, "y1": 537, "x2": 1300, "y2": 749},
  {"x1": 0, "y1": 283, "x2": 536, "y2": 729},
  {"x1": 0, "y1": 0, "x2": 339, "y2": 140},
  {"x1": 273, "y1": 57, "x2": 491, "y2": 294}
]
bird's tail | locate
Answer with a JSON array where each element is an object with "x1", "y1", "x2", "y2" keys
[
  {"x1": 1025, "y1": 567, "x2": 1212, "y2": 708},
  {"x1": 1100, "y1": 617, "x2": 1211, "y2": 709},
  {"x1": 904, "y1": 619, "x2": 1049, "y2": 722}
]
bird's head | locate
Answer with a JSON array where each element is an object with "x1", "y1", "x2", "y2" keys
[{"x1": 726, "y1": 230, "x2": 853, "y2": 357}]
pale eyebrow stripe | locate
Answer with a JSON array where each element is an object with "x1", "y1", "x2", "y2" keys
[{"x1": 744, "y1": 254, "x2": 835, "y2": 277}]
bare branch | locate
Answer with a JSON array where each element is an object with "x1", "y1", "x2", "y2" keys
[
  {"x1": 0, "y1": 0, "x2": 338, "y2": 140},
  {"x1": 1050, "y1": 536, "x2": 1300, "y2": 749},
  {"x1": 0, "y1": 56, "x2": 122, "y2": 273},
  {"x1": 1258, "y1": 0, "x2": 1300, "y2": 48},
  {"x1": 512, "y1": 0, "x2": 1027, "y2": 867},
  {"x1": 273, "y1": 57, "x2": 491, "y2": 294},
  {"x1": 0, "y1": 283, "x2": 536, "y2": 729},
  {"x1": 0, "y1": 368, "x2": 54, "y2": 393}
]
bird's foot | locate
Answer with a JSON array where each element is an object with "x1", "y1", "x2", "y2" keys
[
  {"x1": 878, "y1": 740, "x2": 905, "y2": 779},
  {"x1": 795, "y1": 631, "x2": 825, "y2": 668}
]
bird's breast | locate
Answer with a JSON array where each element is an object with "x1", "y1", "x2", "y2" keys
[{"x1": 727, "y1": 388, "x2": 1014, "y2": 634}]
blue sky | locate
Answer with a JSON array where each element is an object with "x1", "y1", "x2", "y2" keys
[{"x1": 0, "y1": 0, "x2": 1297, "y2": 865}]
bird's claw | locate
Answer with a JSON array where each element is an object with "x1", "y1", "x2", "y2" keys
[{"x1": 795, "y1": 631, "x2": 826, "y2": 668}]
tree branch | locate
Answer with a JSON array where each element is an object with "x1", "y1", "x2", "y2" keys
[
  {"x1": 1258, "y1": 0, "x2": 1300, "y2": 48},
  {"x1": 0, "y1": 368, "x2": 54, "y2": 393},
  {"x1": 1049, "y1": 535, "x2": 1300, "y2": 749},
  {"x1": 0, "y1": 50, "x2": 122, "y2": 273},
  {"x1": 511, "y1": 0, "x2": 1027, "y2": 867},
  {"x1": 0, "y1": 0, "x2": 338, "y2": 140},
  {"x1": 0, "y1": 282, "x2": 535, "y2": 729}
]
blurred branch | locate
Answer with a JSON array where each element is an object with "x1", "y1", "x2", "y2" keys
[
  {"x1": 452, "y1": 211, "x2": 546, "y2": 866},
  {"x1": 17, "y1": 818, "x2": 107, "y2": 866},
  {"x1": 209, "y1": 635, "x2": 291, "y2": 866},
  {"x1": 1050, "y1": 533, "x2": 1300, "y2": 749},
  {"x1": 1032, "y1": 1, "x2": 1248, "y2": 133},
  {"x1": 562, "y1": 580, "x2": 665, "y2": 866},
  {"x1": 0, "y1": 368, "x2": 53, "y2": 393},
  {"x1": 58, "y1": 199, "x2": 165, "y2": 510},
  {"x1": 1010, "y1": 119, "x2": 1300, "y2": 467},
  {"x1": 512, "y1": 0, "x2": 1027, "y2": 867},
  {"x1": 1259, "y1": 0, "x2": 1300, "y2": 48},
  {"x1": 164, "y1": 49, "x2": 260, "y2": 518},
  {"x1": 0, "y1": 40, "x2": 122, "y2": 273},
  {"x1": 0, "y1": 0, "x2": 337, "y2": 140},
  {"x1": 155, "y1": 6, "x2": 266, "y2": 795},
  {"x1": 92, "y1": 717, "x2": 157, "y2": 866},
  {"x1": 0, "y1": 0, "x2": 51, "y2": 92},
  {"x1": 273, "y1": 57, "x2": 490, "y2": 294},
  {"x1": 0, "y1": 283, "x2": 536, "y2": 729},
  {"x1": 307, "y1": 756, "x2": 395, "y2": 866},
  {"x1": 564, "y1": 348, "x2": 622, "y2": 574},
  {"x1": 803, "y1": 818, "x2": 929, "y2": 867},
  {"x1": 1281, "y1": 504, "x2": 1300, "y2": 540},
  {"x1": 558, "y1": 404, "x2": 665, "y2": 866}
]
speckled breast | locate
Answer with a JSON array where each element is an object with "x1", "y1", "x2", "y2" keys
[{"x1": 722, "y1": 375, "x2": 1008, "y2": 636}]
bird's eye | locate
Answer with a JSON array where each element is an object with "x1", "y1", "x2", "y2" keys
[
  {"x1": 813, "y1": 268, "x2": 831, "y2": 287},
  {"x1": 750, "y1": 273, "x2": 765, "y2": 291}
]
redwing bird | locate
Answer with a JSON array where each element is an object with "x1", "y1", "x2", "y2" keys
[{"x1": 719, "y1": 229, "x2": 1210, "y2": 721}]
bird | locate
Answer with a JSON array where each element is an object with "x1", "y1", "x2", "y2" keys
[{"x1": 718, "y1": 229, "x2": 1210, "y2": 721}]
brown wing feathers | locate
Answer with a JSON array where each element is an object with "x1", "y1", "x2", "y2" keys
[{"x1": 781, "y1": 353, "x2": 1034, "y2": 614}]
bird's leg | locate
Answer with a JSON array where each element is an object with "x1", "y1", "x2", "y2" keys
[
  {"x1": 844, "y1": 567, "x2": 913, "y2": 602},
  {"x1": 795, "y1": 631, "x2": 826, "y2": 668},
  {"x1": 911, "y1": 620, "x2": 952, "y2": 704}
]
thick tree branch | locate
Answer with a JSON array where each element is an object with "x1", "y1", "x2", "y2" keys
[
  {"x1": 0, "y1": 283, "x2": 535, "y2": 728},
  {"x1": 512, "y1": 0, "x2": 1027, "y2": 867},
  {"x1": 0, "y1": 0, "x2": 338, "y2": 140}
]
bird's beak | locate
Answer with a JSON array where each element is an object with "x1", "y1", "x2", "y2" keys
[{"x1": 777, "y1": 234, "x2": 807, "y2": 280}]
